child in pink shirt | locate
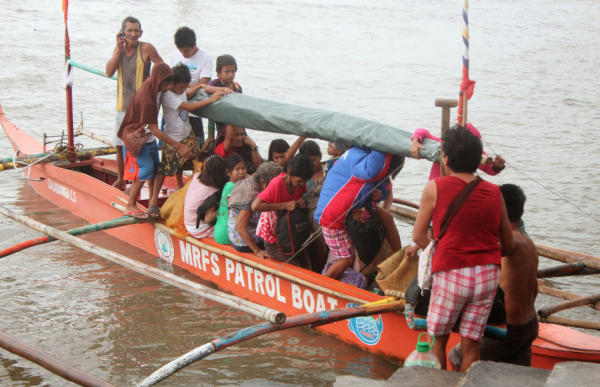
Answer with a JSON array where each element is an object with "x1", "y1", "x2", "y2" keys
[{"x1": 411, "y1": 123, "x2": 506, "y2": 181}]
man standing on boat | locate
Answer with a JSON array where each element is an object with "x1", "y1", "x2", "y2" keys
[
  {"x1": 106, "y1": 16, "x2": 164, "y2": 191},
  {"x1": 449, "y1": 184, "x2": 539, "y2": 369}
]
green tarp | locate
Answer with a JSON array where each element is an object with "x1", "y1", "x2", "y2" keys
[{"x1": 190, "y1": 91, "x2": 441, "y2": 162}]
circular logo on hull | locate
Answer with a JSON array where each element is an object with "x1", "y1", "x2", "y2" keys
[
  {"x1": 347, "y1": 303, "x2": 384, "y2": 346},
  {"x1": 154, "y1": 228, "x2": 175, "y2": 264}
]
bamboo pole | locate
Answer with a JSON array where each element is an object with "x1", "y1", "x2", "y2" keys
[
  {"x1": 389, "y1": 201, "x2": 600, "y2": 271},
  {"x1": 0, "y1": 330, "x2": 116, "y2": 387},
  {"x1": 537, "y1": 282, "x2": 600, "y2": 311},
  {"x1": 138, "y1": 300, "x2": 405, "y2": 387},
  {"x1": 0, "y1": 147, "x2": 116, "y2": 171},
  {"x1": 392, "y1": 198, "x2": 419, "y2": 209},
  {"x1": 536, "y1": 244, "x2": 600, "y2": 271},
  {"x1": 538, "y1": 315, "x2": 600, "y2": 332},
  {"x1": 75, "y1": 127, "x2": 114, "y2": 147},
  {"x1": 537, "y1": 263, "x2": 598, "y2": 278},
  {"x1": 0, "y1": 206, "x2": 286, "y2": 324},
  {"x1": 538, "y1": 294, "x2": 600, "y2": 318},
  {"x1": 1, "y1": 216, "x2": 142, "y2": 258},
  {"x1": 112, "y1": 201, "x2": 372, "y2": 305}
]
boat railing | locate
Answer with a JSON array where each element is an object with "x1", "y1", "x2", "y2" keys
[{"x1": 67, "y1": 59, "x2": 116, "y2": 81}]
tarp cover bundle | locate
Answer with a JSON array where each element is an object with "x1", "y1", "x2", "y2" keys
[{"x1": 190, "y1": 91, "x2": 441, "y2": 162}]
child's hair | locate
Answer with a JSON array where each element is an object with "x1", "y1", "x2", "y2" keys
[
  {"x1": 216, "y1": 55, "x2": 238, "y2": 74},
  {"x1": 387, "y1": 154, "x2": 406, "y2": 180},
  {"x1": 287, "y1": 154, "x2": 314, "y2": 181},
  {"x1": 199, "y1": 155, "x2": 229, "y2": 189},
  {"x1": 172, "y1": 63, "x2": 192, "y2": 84},
  {"x1": 299, "y1": 140, "x2": 321, "y2": 157},
  {"x1": 174, "y1": 26, "x2": 196, "y2": 49},
  {"x1": 268, "y1": 139, "x2": 290, "y2": 162},
  {"x1": 162, "y1": 75, "x2": 174, "y2": 84},
  {"x1": 224, "y1": 153, "x2": 244, "y2": 173},
  {"x1": 500, "y1": 184, "x2": 527, "y2": 222}
]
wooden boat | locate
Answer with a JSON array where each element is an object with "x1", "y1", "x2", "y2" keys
[{"x1": 2, "y1": 102, "x2": 600, "y2": 370}]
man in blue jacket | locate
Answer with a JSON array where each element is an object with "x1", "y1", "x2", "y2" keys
[{"x1": 315, "y1": 146, "x2": 404, "y2": 279}]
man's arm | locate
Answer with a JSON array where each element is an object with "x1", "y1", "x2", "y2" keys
[
  {"x1": 413, "y1": 180, "x2": 436, "y2": 249},
  {"x1": 498, "y1": 194, "x2": 515, "y2": 256},
  {"x1": 251, "y1": 197, "x2": 299, "y2": 212},
  {"x1": 106, "y1": 31, "x2": 125, "y2": 77},
  {"x1": 234, "y1": 210, "x2": 270, "y2": 258},
  {"x1": 178, "y1": 90, "x2": 224, "y2": 112},
  {"x1": 199, "y1": 77, "x2": 211, "y2": 85},
  {"x1": 243, "y1": 135, "x2": 263, "y2": 171},
  {"x1": 142, "y1": 42, "x2": 164, "y2": 65},
  {"x1": 149, "y1": 125, "x2": 192, "y2": 158}
]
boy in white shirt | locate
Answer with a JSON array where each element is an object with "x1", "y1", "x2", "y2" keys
[
  {"x1": 169, "y1": 26, "x2": 213, "y2": 148},
  {"x1": 147, "y1": 64, "x2": 228, "y2": 218}
]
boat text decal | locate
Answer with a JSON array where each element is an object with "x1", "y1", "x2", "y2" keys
[
  {"x1": 155, "y1": 229, "x2": 175, "y2": 263},
  {"x1": 47, "y1": 179, "x2": 76, "y2": 202},
  {"x1": 346, "y1": 303, "x2": 383, "y2": 346},
  {"x1": 178, "y1": 241, "x2": 340, "y2": 312}
]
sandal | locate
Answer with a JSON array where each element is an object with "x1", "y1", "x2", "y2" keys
[
  {"x1": 148, "y1": 205, "x2": 161, "y2": 220},
  {"x1": 124, "y1": 210, "x2": 148, "y2": 219}
]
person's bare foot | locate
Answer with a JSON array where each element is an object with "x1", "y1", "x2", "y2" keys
[
  {"x1": 112, "y1": 179, "x2": 126, "y2": 191},
  {"x1": 123, "y1": 204, "x2": 147, "y2": 219},
  {"x1": 123, "y1": 186, "x2": 132, "y2": 196},
  {"x1": 175, "y1": 184, "x2": 185, "y2": 191}
]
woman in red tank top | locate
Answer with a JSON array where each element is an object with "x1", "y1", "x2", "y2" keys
[{"x1": 412, "y1": 126, "x2": 514, "y2": 372}]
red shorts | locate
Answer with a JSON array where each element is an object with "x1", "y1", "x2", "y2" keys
[
  {"x1": 322, "y1": 227, "x2": 355, "y2": 259},
  {"x1": 427, "y1": 264, "x2": 500, "y2": 341}
]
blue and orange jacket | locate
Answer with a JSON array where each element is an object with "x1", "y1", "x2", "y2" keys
[{"x1": 315, "y1": 146, "x2": 392, "y2": 230}]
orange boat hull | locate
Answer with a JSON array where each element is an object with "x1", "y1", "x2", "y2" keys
[{"x1": 2, "y1": 106, "x2": 599, "y2": 369}]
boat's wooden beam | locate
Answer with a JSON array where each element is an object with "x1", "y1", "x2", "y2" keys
[
  {"x1": 389, "y1": 202, "x2": 600, "y2": 271},
  {"x1": 0, "y1": 330, "x2": 116, "y2": 387},
  {"x1": 537, "y1": 282, "x2": 600, "y2": 311},
  {"x1": 538, "y1": 315, "x2": 600, "y2": 332},
  {"x1": 138, "y1": 300, "x2": 405, "y2": 387},
  {"x1": 0, "y1": 147, "x2": 116, "y2": 171},
  {"x1": 538, "y1": 294, "x2": 600, "y2": 318},
  {"x1": 75, "y1": 127, "x2": 113, "y2": 147},
  {"x1": 1, "y1": 216, "x2": 143, "y2": 258},
  {"x1": 537, "y1": 263, "x2": 599, "y2": 278},
  {"x1": 0, "y1": 206, "x2": 286, "y2": 324}
]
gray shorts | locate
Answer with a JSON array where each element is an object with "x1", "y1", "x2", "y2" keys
[{"x1": 112, "y1": 110, "x2": 126, "y2": 146}]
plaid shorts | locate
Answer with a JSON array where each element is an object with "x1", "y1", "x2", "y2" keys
[
  {"x1": 322, "y1": 227, "x2": 355, "y2": 259},
  {"x1": 158, "y1": 131, "x2": 201, "y2": 176},
  {"x1": 427, "y1": 264, "x2": 500, "y2": 341}
]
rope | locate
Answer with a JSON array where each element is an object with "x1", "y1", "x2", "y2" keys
[
  {"x1": 206, "y1": 161, "x2": 406, "y2": 327},
  {"x1": 473, "y1": 121, "x2": 600, "y2": 223}
]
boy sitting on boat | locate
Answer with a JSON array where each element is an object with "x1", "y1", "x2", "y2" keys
[{"x1": 147, "y1": 63, "x2": 225, "y2": 218}]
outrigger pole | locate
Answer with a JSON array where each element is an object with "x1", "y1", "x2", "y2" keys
[
  {"x1": 138, "y1": 298, "x2": 405, "y2": 387},
  {"x1": 0, "y1": 206, "x2": 286, "y2": 324},
  {"x1": 0, "y1": 330, "x2": 116, "y2": 387}
]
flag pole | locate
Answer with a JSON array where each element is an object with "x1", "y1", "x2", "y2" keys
[
  {"x1": 62, "y1": 0, "x2": 76, "y2": 163},
  {"x1": 458, "y1": 0, "x2": 475, "y2": 127}
]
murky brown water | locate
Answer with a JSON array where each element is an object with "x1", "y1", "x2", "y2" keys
[{"x1": 0, "y1": 0, "x2": 599, "y2": 386}]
